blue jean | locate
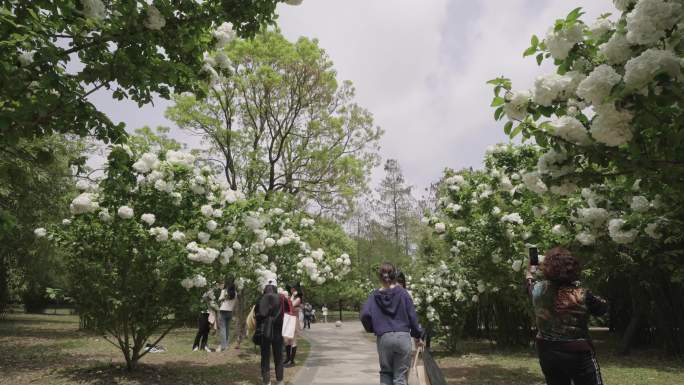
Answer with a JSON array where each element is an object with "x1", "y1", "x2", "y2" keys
[
  {"x1": 219, "y1": 310, "x2": 232, "y2": 350},
  {"x1": 376, "y1": 331, "x2": 411, "y2": 385}
]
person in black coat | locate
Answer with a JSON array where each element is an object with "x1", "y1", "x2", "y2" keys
[{"x1": 255, "y1": 280, "x2": 285, "y2": 385}]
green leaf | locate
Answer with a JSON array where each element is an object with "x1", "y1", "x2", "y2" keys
[
  {"x1": 504, "y1": 121, "x2": 513, "y2": 135},
  {"x1": 510, "y1": 124, "x2": 523, "y2": 138},
  {"x1": 494, "y1": 106, "x2": 505, "y2": 121},
  {"x1": 491, "y1": 96, "x2": 505, "y2": 107},
  {"x1": 531, "y1": 35, "x2": 539, "y2": 47},
  {"x1": 536, "y1": 53, "x2": 544, "y2": 66},
  {"x1": 523, "y1": 46, "x2": 537, "y2": 57}
]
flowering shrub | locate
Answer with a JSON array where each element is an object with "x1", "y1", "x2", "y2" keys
[
  {"x1": 480, "y1": 1, "x2": 684, "y2": 352},
  {"x1": 37, "y1": 146, "x2": 349, "y2": 369}
]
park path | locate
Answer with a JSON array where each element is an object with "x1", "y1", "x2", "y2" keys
[{"x1": 292, "y1": 321, "x2": 378, "y2": 385}]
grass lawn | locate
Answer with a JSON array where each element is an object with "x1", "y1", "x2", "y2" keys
[
  {"x1": 0, "y1": 312, "x2": 309, "y2": 385},
  {"x1": 433, "y1": 330, "x2": 684, "y2": 385}
]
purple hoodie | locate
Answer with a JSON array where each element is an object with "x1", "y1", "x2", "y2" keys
[{"x1": 360, "y1": 286, "x2": 423, "y2": 338}]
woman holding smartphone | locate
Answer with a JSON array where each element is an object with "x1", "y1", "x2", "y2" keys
[{"x1": 526, "y1": 247, "x2": 608, "y2": 385}]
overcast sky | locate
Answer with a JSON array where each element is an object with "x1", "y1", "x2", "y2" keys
[{"x1": 90, "y1": 0, "x2": 614, "y2": 195}]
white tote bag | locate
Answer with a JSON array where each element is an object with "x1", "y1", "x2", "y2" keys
[
  {"x1": 282, "y1": 313, "x2": 297, "y2": 339},
  {"x1": 408, "y1": 347, "x2": 429, "y2": 385}
]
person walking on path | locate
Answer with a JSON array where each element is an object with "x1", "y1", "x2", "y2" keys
[
  {"x1": 321, "y1": 305, "x2": 328, "y2": 323},
  {"x1": 218, "y1": 278, "x2": 238, "y2": 351},
  {"x1": 255, "y1": 279, "x2": 285, "y2": 385},
  {"x1": 361, "y1": 262, "x2": 424, "y2": 385},
  {"x1": 526, "y1": 247, "x2": 608, "y2": 385},
  {"x1": 284, "y1": 282, "x2": 302, "y2": 367},
  {"x1": 303, "y1": 302, "x2": 313, "y2": 329}
]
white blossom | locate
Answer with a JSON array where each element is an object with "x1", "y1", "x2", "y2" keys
[
  {"x1": 34, "y1": 227, "x2": 47, "y2": 237},
  {"x1": 533, "y1": 72, "x2": 584, "y2": 107},
  {"x1": 434, "y1": 222, "x2": 446, "y2": 233},
  {"x1": 550, "y1": 182, "x2": 578, "y2": 196},
  {"x1": 537, "y1": 149, "x2": 573, "y2": 178},
  {"x1": 608, "y1": 218, "x2": 638, "y2": 244},
  {"x1": 599, "y1": 33, "x2": 632, "y2": 64},
  {"x1": 181, "y1": 278, "x2": 194, "y2": 290},
  {"x1": 630, "y1": 195, "x2": 650, "y2": 212},
  {"x1": 590, "y1": 103, "x2": 633, "y2": 147},
  {"x1": 200, "y1": 205, "x2": 214, "y2": 218},
  {"x1": 545, "y1": 23, "x2": 584, "y2": 60},
  {"x1": 198, "y1": 231, "x2": 211, "y2": 243},
  {"x1": 522, "y1": 172, "x2": 548, "y2": 194},
  {"x1": 166, "y1": 150, "x2": 195, "y2": 168},
  {"x1": 552, "y1": 224, "x2": 568, "y2": 235},
  {"x1": 143, "y1": 5, "x2": 166, "y2": 30},
  {"x1": 232, "y1": 241, "x2": 242, "y2": 250},
  {"x1": 549, "y1": 116, "x2": 591, "y2": 145},
  {"x1": 575, "y1": 232, "x2": 596, "y2": 245},
  {"x1": 212, "y1": 22, "x2": 236, "y2": 48},
  {"x1": 511, "y1": 260, "x2": 523, "y2": 272},
  {"x1": 590, "y1": 18, "x2": 614, "y2": 39},
  {"x1": 82, "y1": 0, "x2": 106, "y2": 20},
  {"x1": 192, "y1": 274, "x2": 207, "y2": 288},
  {"x1": 614, "y1": 0, "x2": 636, "y2": 12},
  {"x1": 140, "y1": 213, "x2": 155, "y2": 226},
  {"x1": 172, "y1": 231, "x2": 186, "y2": 242},
  {"x1": 504, "y1": 90, "x2": 531, "y2": 121},
  {"x1": 644, "y1": 222, "x2": 661, "y2": 239},
  {"x1": 98, "y1": 210, "x2": 112, "y2": 222},
  {"x1": 132, "y1": 152, "x2": 159, "y2": 174},
  {"x1": 501, "y1": 213, "x2": 524, "y2": 225},
  {"x1": 206, "y1": 220, "x2": 218, "y2": 232},
  {"x1": 624, "y1": 48, "x2": 681, "y2": 90},
  {"x1": 577, "y1": 65, "x2": 622, "y2": 106},
  {"x1": 69, "y1": 192, "x2": 99, "y2": 215},
  {"x1": 117, "y1": 205, "x2": 134, "y2": 219},
  {"x1": 149, "y1": 227, "x2": 169, "y2": 242},
  {"x1": 576, "y1": 207, "x2": 610, "y2": 227},
  {"x1": 625, "y1": 0, "x2": 683, "y2": 46},
  {"x1": 62, "y1": 219, "x2": 71, "y2": 225}
]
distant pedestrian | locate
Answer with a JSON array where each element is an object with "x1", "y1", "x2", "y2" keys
[
  {"x1": 361, "y1": 262, "x2": 424, "y2": 385},
  {"x1": 218, "y1": 278, "x2": 238, "y2": 351},
  {"x1": 322, "y1": 305, "x2": 328, "y2": 323},
  {"x1": 303, "y1": 302, "x2": 313, "y2": 329}
]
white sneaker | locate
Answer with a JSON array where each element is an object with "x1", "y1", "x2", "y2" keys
[
  {"x1": 192, "y1": 347, "x2": 198, "y2": 352},
  {"x1": 204, "y1": 346, "x2": 212, "y2": 352}
]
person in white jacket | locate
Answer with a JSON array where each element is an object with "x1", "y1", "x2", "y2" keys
[{"x1": 218, "y1": 278, "x2": 238, "y2": 352}]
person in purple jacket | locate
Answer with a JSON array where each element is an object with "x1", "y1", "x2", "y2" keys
[{"x1": 361, "y1": 262, "x2": 424, "y2": 385}]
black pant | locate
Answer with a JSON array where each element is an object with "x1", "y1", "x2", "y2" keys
[
  {"x1": 304, "y1": 316, "x2": 311, "y2": 329},
  {"x1": 260, "y1": 335, "x2": 284, "y2": 383},
  {"x1": 193, "y1": 312, "x2": 210, "y2": 350},
  {"x1": 537, "y1": 346, "x2": 603, "y2": 385}
]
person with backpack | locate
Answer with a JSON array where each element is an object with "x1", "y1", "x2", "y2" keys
[
  {"x1": 255, "y1": 279, "x2": 285, "y2": 385},
  {"x1": 303, "y1": 302, "x2": 313, "y2": 329}
]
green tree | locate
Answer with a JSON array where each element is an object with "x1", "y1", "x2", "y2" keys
[
  {"x1": 165, "y1": 30, "x2": 382, "y2": 213},
  {"x1": 0, "y1": 135, "x2": 81, "y2": 313},
  {"x1": 376, "y1": 159, "x2": 418, "y2": 256}
]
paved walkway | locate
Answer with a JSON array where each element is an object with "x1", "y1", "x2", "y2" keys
[{"x1": 293, "y1": 321, "x2": 378, "y2": 385}]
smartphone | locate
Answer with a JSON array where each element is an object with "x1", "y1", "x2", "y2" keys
[{"x1": 529, "y1": 247, "x2": 539, "y2": 266}]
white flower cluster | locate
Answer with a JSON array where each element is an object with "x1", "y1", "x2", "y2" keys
[
  {"x1": 34, "y1": 227, "x2": 47, "y2": 238},
  {"x1": 149, "y1": 227, "x2": 169, "y2": 242},
  {"x1": 575, "y1": 207, "x2": 611, "y2": 227},
  {"x1": 444, "y1": 174, "x2": 466, "y2": 191},
  {"x1": 117, "y1": 205, "x2": 134, "y2": 219},
  {"x1": 335, "y1": 253, "x2": 352, "y2": 266},
  {"x1": 549, "y1": 116, "x2": 591, "y2": 145},
  {"x1": 607, "y1": 218, "x2": 638, "y2": 244},
  {"x1": 181, "y1": 274, "x2": 208, "y2": 290},
  {"x1": 69, "y1": 192, "x2": 100, "y2": 215},
  {"x1": 600, "y1": 33, "x2": 632, "y2": 64},
  {"x1": 504, "y1": 90, "x2": 531, "y2": 121},
  {"x1": 624, "y1": 48, "x2": 681, "y2": 90},
  {"x1": 537, "y1": 149, "x2": 573, "y2": 178},
  {"x1": 501, "y1": 213, "x2": 524, "y2": 225},
  {"x1": 625, "y1": 0, "x2": 683, "y2": 46},
  {"x1": 550, "y1": 181, "x2": 578, "y2": 196},
  {"x1": 186, "y1": 241, "x2": 220, "y2": 264},
  {"x1": 545, "y1": 24, "x2": 584, "y2": 60},
  {"x1": 300, "y1": 218, "x2": 315, "y2": 227},
  {"x1": 82, "y1": 0, "x2": 106, "y2": 20},
  {"x1": 213, "y1": 22, "x2": 236, "y2": 48},
  {"x1": 522, "y1": 172, "x2": 548, "y2": 194},
  {"x1": 532, "y1": 72, "x2": 584, "y2": 107},
  {"x1": 630, "y1": 195, "x2": 650, "y2": 212},
  {"x1": 577, "y1": 65, "x2": 622, "y2": 106},
  {"x1": 143, "y1": 5, "x2": 165, "y2": 30},
  {"x1": 590, "y1": 103, "x2": 633, "y2": 147}
]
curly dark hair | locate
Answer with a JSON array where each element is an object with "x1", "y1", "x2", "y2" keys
[{"x1": 540, "y1": 247, "x2": 581, "y2": 284}]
